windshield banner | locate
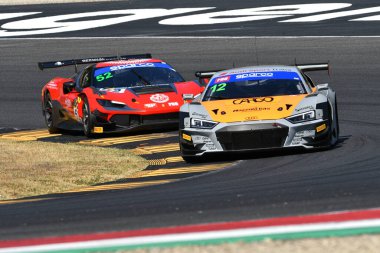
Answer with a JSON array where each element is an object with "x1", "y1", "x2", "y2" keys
[
  {"x1": 210, "y1": 71, "x2": 301, "y2": 85},
  {"x1": 94, "y1": 63, "x2": 174, "y2": 76}
]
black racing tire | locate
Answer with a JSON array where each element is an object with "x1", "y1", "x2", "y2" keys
[
  {"x1": 82, "y1": 97, "x2": 94, "y2": 138},
  {"x1": 182, "y1": 156, "x2": 200, "y2": 163},
  {"x1": 43, "y1": 92, "x2": 60, "y2": 134},
  {"x1": 328, "y1": 98, "x2": 339, "y2": 147},
  {"x1": 335, "y1": 98, "x2": 340, "y2": 139}
]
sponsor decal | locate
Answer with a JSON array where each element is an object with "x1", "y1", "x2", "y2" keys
[
  {"x1": 150, "y1": 93, "x2": 169, "y2": 103},
  {"x1": 95, "y1": 62, "x2": 173, "y2": 77},
  {"x1": 233, "y1": 107, "x2": 270, "y2": 113},
  {"x1": 1, "y1": 5, "x2": 380, "y2": 37},
  {"x1": 96, "y1": 72, "x2": 113, "y2": 82},
  {"x1": 236, "y1": 72, "x2": 274, "y2": 79},
  {"x1": 93, "y1": 127, "x2": 103, "y2": 133},
  {"x1": 64, "y1": 98, "x2": 72, "y2": 107},
  {"x1": 110, "y1": 63, "x2": 155, "y2": 71},
  {"x1": 205, "y1": 143, "x2": 217, "y2": 150},
  {"x1": 47, "y1": 82, "x2": 57, "y2": 87},
  {"x1": 183, "y1": 94, "x2": 194, "y2": 100},
  {"x1": 73, "y1": 97, "x2": 82, "y2": 120},
  {"x1": 192, "y1": 135, "x2": 212, "y2": 143},
  {"x1": 103, "y1": 59, "x2": 153, "y2": 65},
  {"x1": 192, "y1": 112, "x2": 208, "y2": 119},
  {"x1": 214, "y1": 76, "x2": 230, "y2": 83},
  {"x1": 221, "y1": 68, "x2": 293, "y2": 76},
  {"x1": 192, "y1": 135, "x2": 216, "y2": 149},
  {"x1": 81, "y1": 58, "x2": 105, "y2": 63},
  {"x1": 278, "y1": 104, "x2": 292, "y2": 111},
  {"x1": 233, "y1": 97, "x2": 274, "y2": 105},
  {"x1": 160, "y1": 4, "x2": 354, "y2": 25},
  {"x1": 295, "y1": 130, "x2": 315, "y2": 137},
  {"x1": 245, "y1": 116, "x2": 258, "y2": 121},
  {"x1": 316, "y1": 123, "x2": 327, "y2": 133},
  {"x1": 209, "y1": 71, "x2": 302, "y2": 86},
  {"x1": 182, "y1": 133, "x2": 192, "y2": 142},
  {"x1": 291, "y1": 136, "x2": 303, "y2": 145},
  {"x1": 168, "y1": 102, "x2": 179, "y2": 107},
  {"x1": 210, "y1": 83, "x2": 227, "y2": 93},
  {"x1": 144, "y1": 103, "x2": 157, "y2": 108},
  {"x1": 211, "y1": 109, "x2": 227, "y2": 115},
  {"x1": 54, "y1": 61, "x2": 64, "y2": 66},
  {"x1": 99, "y1": 88, "x2": 126, "y2": 93},
  {"x1": 295, "y1": 105, "x2": 314, "y2": 112},
  {"x1": 0, "y1": 8, "x2": 211, "y2": 37}
]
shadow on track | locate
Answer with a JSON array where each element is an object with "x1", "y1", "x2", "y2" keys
[{"x1": 185, "y1": 135, "x2": 350, "y2": 164}]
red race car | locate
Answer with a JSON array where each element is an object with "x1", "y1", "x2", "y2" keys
[{"x1": 39, "y1": 54, "x2": 204, "y2": 137}]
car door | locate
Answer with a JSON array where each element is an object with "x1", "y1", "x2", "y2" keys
[{"x1": 61, "y1": 67, "x2": 91, "y2": 122}]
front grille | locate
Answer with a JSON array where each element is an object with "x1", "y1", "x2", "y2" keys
[
  {"x1": 110, "y1": 113, "x2": 178, "y2": 127},
  {"x1": 216, "y1": 125, "x2": 288, "y2": 150},
  {"x1": 110, "y1": 114, "x2": 130, "y2": 126},
  {"x1": 143, "y1": 113, "x2": 178, "y2": 124}
]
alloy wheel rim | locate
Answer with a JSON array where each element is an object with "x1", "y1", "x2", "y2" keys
[
  {"x1": 45, "y1": 98, "x2": 53, "y2": 127},
  {"x1": 83, "y1": 103, "x2": 89, "y2": 132}
]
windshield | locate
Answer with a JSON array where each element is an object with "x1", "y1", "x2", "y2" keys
[
  {"x1": 92, "y1": 64, "x2": 184, "y2": 89},
  {"x1": 203, "y1": 71, "x2": 307, "y2": 101}
]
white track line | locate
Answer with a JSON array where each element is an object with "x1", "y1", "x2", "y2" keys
[
  {"x1": 2, "y1": 218, "x2": 380, "y2": 253},
  {"x1": 1, "y1": 36, "x2": 380, "y2": 40}
]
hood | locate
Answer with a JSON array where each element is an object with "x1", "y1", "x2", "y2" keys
[
  {"x1": 201, "y1": 95, "x2": 308, "y2": 123},
  {"x1": 96, "y1": 87, "x2": 184, "y2": 112},
  {"x1": 95, "y1": 81, "x2": 203, "y2": 112},
  {"x1": 129, "y1": 84, "x2": 175, "y2": 95}
]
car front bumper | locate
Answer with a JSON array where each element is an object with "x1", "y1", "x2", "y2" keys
[
  {"x1": 180, "y1": 118, "x2": 331, "y2": 157},
  {"x1": 91, "y1": 110, "x2": 179, "y2": 133}
]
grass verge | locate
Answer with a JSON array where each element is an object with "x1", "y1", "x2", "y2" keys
[{"x1": 0, "y1": 139, "x2": 148, "y2": 200}]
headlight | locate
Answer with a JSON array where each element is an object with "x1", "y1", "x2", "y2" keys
[
  {"x1": 286, "y1": 110, "x2": 316, "y2": 123},
  {"x1": 190, "y1": 118, "x2": 218, "y2": 129},
  {"x1": 97, "y1": 99, "x2": 126, "y2": 108}
]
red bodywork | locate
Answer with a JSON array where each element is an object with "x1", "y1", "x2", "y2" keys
[{"x1": 41, "y1": 58, "x2": 204, "y2": 134}]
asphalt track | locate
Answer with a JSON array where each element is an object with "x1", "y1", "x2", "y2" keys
[
  {"x1": 0, "y1": 0, "x2": 380, "y2": 36},
  {"x1": 0, "y1": 1, "x2": 380, "y2": 242}
]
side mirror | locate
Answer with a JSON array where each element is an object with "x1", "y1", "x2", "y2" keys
[
  {"x1": 63, "y1": 81, "x2": 76, "y2": 94},
  {"x1": 197, "y1": 78, "x2": 210, "y2": 86},
  {"x1": 316, "y1": 83, "x2": 329, "y2": 90},
  {"x1": 183, "y1": 94, "x2": 194, "y2": 101}
]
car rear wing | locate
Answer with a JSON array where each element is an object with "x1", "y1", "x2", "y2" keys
[
  {"x1": 194, "y1": 70, "x2": 223, "y2": 79},
  {"x1": 38, "y1": 53, "x2": 152, "y2": 71},
  {"x1": 296, "y1": 63, "x2": 330, "y2": 75},
  {"x1": 195, "y1": 69, "x2": 223, "y2": 86}
]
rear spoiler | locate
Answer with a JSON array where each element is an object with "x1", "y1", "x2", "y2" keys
[
  {"x1": 195, "y1": 63, "x2": 330, "y2": 85},
  {"x1": 195, "y1": 69, "x2": 224, "y2": 86},
  {"x1": 38, "y1": 53, "x2": 152, "y2": 71},
  {"x1": 194, "y1": 69, "x2": 223, "y2": 79},
  {"x1": 296, "y1": 63, "x2": 330, "y2": 75}
]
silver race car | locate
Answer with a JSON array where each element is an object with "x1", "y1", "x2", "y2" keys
[{"x1": 179, "y1": 63, "x2": 339, "y2": 162}]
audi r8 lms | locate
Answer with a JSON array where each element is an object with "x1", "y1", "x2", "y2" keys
[
  {"x1": 40, "y1": 54, "x2": 204, "y2": 137},
  {"x1": 179, "y1": 63, "x2": 339, "y2": 162}
]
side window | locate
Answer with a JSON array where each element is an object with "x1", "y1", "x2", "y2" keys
[{"x1": 302, "y1": 72, "x2": 315, "y2": 88}]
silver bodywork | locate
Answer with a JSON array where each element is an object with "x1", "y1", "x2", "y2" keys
[{"x1": 179, "y1": 65, "x2": 339, "y2": 160}]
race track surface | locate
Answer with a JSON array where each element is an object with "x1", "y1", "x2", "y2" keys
[{"x1": 0, "y1": 0, "x2": 380, "y2": 241}]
